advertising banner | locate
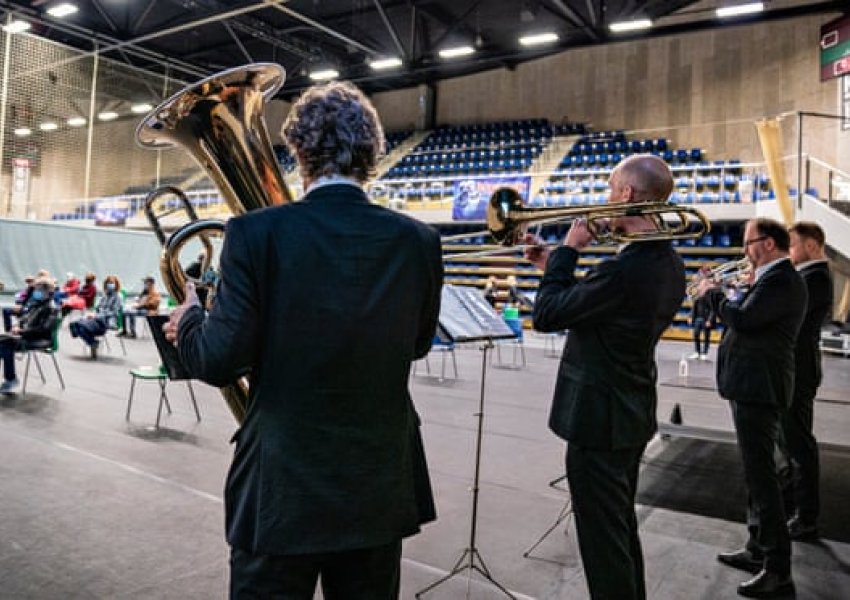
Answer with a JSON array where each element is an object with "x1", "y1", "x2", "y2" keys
[{"x1": 452, "y1": 176, "x2": 531, "y2": 221}]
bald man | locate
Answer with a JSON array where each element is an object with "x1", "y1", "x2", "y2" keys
[{"x1": 528, "y1": 154, "x2": 686, "y2": 600}]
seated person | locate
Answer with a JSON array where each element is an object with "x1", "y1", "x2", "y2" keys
[
  {"x1": 69, "y1": 275, "x2": 122, "y2": 358},
  {"x1": 61, "y1": 273, "x2": 97, "y2": 316},
  {"x1": 3, "y1": 275, "x2": 35, "y2": 332},
  {"x1": 483, "y1": 275, "x2": 499, "y2": 307},
  {"x1": 120, "y1": 276, "x2": 161, "y2": 338},
  {"x1": 55, "y1": 272, "x2": 80, "y2": 303},
  {"x1": 0, "y1": 276, "x2": 56, "y2": 394},
  {"x1": 506, "y1": 275, "x2": 534, "y2": 310}
]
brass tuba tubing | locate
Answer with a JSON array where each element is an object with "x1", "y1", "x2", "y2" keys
[{"x1": 136, "y1": 63, "x2": 293, "y2": 425}]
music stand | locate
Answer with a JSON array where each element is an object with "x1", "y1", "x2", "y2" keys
[
  {"x1": 146, "y1": 315, "x2": 193, "y2": 381},
  {"x1": 416, "y1": 285, "x2": 518, "y2": 599}
]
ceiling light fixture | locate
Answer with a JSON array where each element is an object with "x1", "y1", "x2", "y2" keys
[
  {"x1": 309, "y1": 69, "x2": 339, "y2": 81},
  {"x1": 131, "y1": 103, "x2": 153, "y2": 114},
  {"x1": 716, "y1": 3, "x2": 764, "y2": 18},
  {"x1": 519, "y1": 32, "x2": 559, "y2": 47},
  {"x1": 67, "y1": 117, "x2": 86, "y2": 127},
  {"x1": 14, "y1": 127, "x2": 32, "y2": 137},
  {"x1": 39, "y1": 122, "x2": 59, "y2": 131},
  {"x1": 46, "y1": 3, "x2": 79, "y2": 18},
  {"x1": 609, "y1": 19, "x2": 652, "y2": 33},
  {"x1": 98, "y1": 111, "x2": 119, "y2": 121},
  {"x1": 369, "y1": 57, "x2": 403, "y2": 70},
  {"x1": 2, "y1": 20, "x2": 31, "y2": 34},
  {"x1": 439, "y1": 45, "x2": 475, "y2": 59}
]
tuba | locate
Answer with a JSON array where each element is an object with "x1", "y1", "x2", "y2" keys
[{"x1": 136, "y1": 63, "x2": 294, "y2": 424}]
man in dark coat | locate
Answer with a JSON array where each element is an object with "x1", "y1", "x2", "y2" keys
[
  {"x1": 784, "y1": 222, "x2": 833, "y2": 540},
  {"x1": 697, "y1": 218, "x2": 807, "y2": 598},
  {"x1": 166, "y1": 82, "x2": 442, "y2": 599},
  {"x1": 528, "y1": 154, "x2": 686, "y2": 600}
]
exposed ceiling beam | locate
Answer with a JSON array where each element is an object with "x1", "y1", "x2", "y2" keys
[
  {"x1": 91, "y1": 0, "x2": 120, "y2": 34},
  {"x1": 268, "y1": 3, "x2": 381, "y2": 56},
  {"x1": 430, "y1": 0, "x2": 483, "y2": 51},
  {"x1": 223, "y1": 21, "x2": 254, "y2": 63},
  {"x1": 546, "y1": 0, "x2": 600, "y2": 41},
  {"x1": 372, "y1": 0, "x2": 408, "y2": 60},
  {"x1": 131, "y1": 0, "x2": 160, "y2": 36}
]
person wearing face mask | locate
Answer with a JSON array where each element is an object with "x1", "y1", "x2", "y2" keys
[
  {"x1": 0, "y1": 277, "x2": 57, "y2": 394},
  {"x1": 119, "y1": 276, "x2": 161, "y2": 338},
  {"x1": 69, "y1": 274, "x2": 123, "y2": 359}
]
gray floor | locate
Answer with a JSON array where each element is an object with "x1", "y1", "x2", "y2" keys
[{"x1": 1, "y1": 326, "x2": 849, "y2": 599}]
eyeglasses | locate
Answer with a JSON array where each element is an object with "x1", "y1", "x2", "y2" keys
[{"x1": 743, "y1": 235, "x2": 767, "y2": 247}]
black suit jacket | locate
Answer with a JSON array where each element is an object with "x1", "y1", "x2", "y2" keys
[
  {"x1": 533, "y1": 241, "x2": 686, "y2": 450},
  {"x1": 794, "y1": 261, "x2": 833, "y2": 395},
  {"x1": 713, "y1": 259, "x2": 807, "y2": 407},
  {"x1": 177, "y1": 183, "x2": 443, "y2": 555}
]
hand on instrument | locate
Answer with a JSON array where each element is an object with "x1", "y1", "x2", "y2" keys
[
  {"x1": 564, "y1": 218, "x2": 594, "y2": 250},
  {"x1": 164, "y1": 281, "x2": 201, "y2": 345},
  {"x1": 522, "y1": 233, "x2": 550, "y2": 270},
  {"x1": 694, "y1": 277, "x2": 718, "y2": 298}
]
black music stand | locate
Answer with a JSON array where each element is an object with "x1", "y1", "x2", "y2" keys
[
  {"x1": 146, "y1": 315, "x2": 194, "y2": 381},
  {"x1": 416, "y1": 285, "x2": 518, "y2": 599},
  {"x1": 521, "y1": 474, "x2": 573, "y2": 565}
]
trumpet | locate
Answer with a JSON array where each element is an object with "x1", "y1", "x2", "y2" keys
[
  {"x1": 445, "y1": 187, "x2": 711, "y2": 258},
  {"x1": 686, "y1": 258, "x2": 751, "y2": 298}
]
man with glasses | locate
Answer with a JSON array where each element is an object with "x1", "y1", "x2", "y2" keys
[{"x1": 695, "y1": 218, "x2": 807, "y2": 598}]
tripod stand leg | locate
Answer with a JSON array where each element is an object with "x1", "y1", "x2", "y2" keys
[
  {"x1": 470, "y1": 550, "x2": 518, "y2": 598},
  {"x1": 414, "y1": 548, "x2": 472, "y2": 598},
  {"x1": 522, "y1": 498, "x2": 573, "y2": 559}
]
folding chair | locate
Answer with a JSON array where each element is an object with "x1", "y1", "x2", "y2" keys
[
  {"x1": 126, "y1": 365, "x2": 199, "y2": 428},
  {"x1": 20, "y1": 314, "x2": 66, "y2": 397}
]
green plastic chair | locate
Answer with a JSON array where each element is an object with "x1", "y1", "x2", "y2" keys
[
  {"x1": 126, "y1": 364, "x2": 200, "y2": 428},
  {"x1": 21, "y1": 314, "x2": 66, "y2": 397}
]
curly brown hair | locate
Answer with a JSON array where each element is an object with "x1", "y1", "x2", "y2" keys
[{"x1": 282, "y1": 81, "x2": 384, "y2": 184}]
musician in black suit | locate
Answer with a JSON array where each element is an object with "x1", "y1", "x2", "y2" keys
[
  {"x1": 784, "y1": 222, "x2": 833, "y2": 540},
  {"x1": 166, "y1": 82, "x2": 443, "y2": 599},
  {"x1": 527, "y1": 154, "x2": 686, "y2": 600},
  {"x1": 696, "y1": 218, "x2": 807, "y2": 598}
]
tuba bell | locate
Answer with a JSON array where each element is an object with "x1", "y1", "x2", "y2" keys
[{"x1": 136, "y1": 63, "x2": 294, "y2": 424}]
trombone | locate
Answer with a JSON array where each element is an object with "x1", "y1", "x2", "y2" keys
[
  {"x1": 444, "y1": 187, "x2": 711, "y2": 258},
  {"x1": 686, "y1": 258, "x2": 751, "y2": 298}
]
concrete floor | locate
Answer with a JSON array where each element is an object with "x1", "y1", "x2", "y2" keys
[{"x1": 1, "y1": 326, "x2": 849, "y2": 599}]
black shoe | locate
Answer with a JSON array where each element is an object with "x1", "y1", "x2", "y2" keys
[
  {"x1": 90, "y1": 342, "x2": 98, "y2": 360},
  {"x1": 718, "y1": 549, "x2": 763, "y2": 574},
  {"x1": 787, "y1": 515, "x2": 818, "y2": 541},
  {"x1": 737, "y1": 569, "x2": 794, "y2": 598},
  {"x1": 116, "y1": 331, "x2": 127, "y2": 338}
]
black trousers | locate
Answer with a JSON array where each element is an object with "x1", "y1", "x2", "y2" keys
[
  {"x1": 567, "y1": 442, "x2": 647, "y2": 600},
  {"x1": 731, "y1": 401, "x2": 791, "y2": 576},
  {"x1": 692, "y1": 318, "x2": 711, "y2": 354},
  {"x1": 781, "y1": 388, "x2": 820, "y2": 523},
  {"x1": 230, "y1": 539, "x2": 402, "y2": 600}
]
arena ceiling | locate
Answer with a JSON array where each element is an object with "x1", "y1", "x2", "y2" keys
[{"x1": 0, "y1": 0, "x2": 846, "y2": 99}]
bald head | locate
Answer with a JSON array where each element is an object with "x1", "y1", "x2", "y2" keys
[{"x1": 611, "y1": 154, "x2": 674, "y2": 203}]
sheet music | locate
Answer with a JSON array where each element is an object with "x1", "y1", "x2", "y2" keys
[{"x1": 438, "y1": 285, "x2": 517, "y2": 343}]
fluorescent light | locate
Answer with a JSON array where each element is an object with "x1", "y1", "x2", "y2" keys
[
  {"x1": 519, "y1": 32, "x2": 559, "y2": 47},
  {"x1": 14, "y1": 128, "x2": 32, "y2": 137},
  {"x1": 39, "y1": 122, "x2": 59, "y2": 131},
  {"x1": 131, "y1": 103, "x2": 153, "y2": 114},
  {"x1": 67, "y1": 117, "x2": 86, "y2": 127},
  {"x1": 369, "y1": 57, "x2": 403, "y2": 70},
  {"x1": 609, "y1": 19, "x2": 652, "y2": 33},
  {"x1": 47, "y1": 3, "x2": 79, "y2": 18},
  {"x1": 98, "y1": 111, "x2": 119, "y2": 121},
  {"x1": 439, "y1": 45, "x2": 475, "y2": 59},
  {"x1": 716, "y1": 3, "x2": 764, "y2": 18},
  {"x1": 2, "y1": 20, "x2": 31, "y2": 34},
  {"x1": 309, "y1": 69, "x2": 339, "y2": 81}
]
